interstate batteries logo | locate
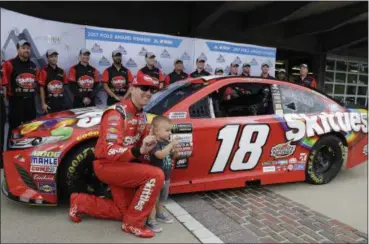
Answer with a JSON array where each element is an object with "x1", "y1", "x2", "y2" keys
[
  {"x1": 47, "y1": 80, "x2": 64, "y2": 94},
  {"x1": 271, "y1": 141, "x2": 296, "y2": 158},
  {"x1": 16, "y1": 73, "x2": 36, "y2": 89}
]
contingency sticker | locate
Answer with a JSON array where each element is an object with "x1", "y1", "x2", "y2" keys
[
  {"x1": 38, "y1": 182, "x2": 56, "y2": 194},
  {"x1": 169, "y1": 112, "x2": 187, "y2": 119},
  {"x1": 174, "y1": 158, "x2": 189, "y2": 169},
  {"x1": 172, "y1": 123, "x2": 193, "y2": 133}
]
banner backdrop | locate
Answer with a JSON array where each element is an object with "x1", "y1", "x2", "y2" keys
[
  {"x1": 85, "y1": 26, "x2": 195, "y2": 76},
  {"x1": 194, "y1": 38, "x2": 276, "y2": 77}
]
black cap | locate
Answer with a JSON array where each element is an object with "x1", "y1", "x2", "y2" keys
[
  {"x1": 174, "y1": 59, "x2": 183, "y2": 64},
  {"x1": 243, "y1": 62, "x2": 251, "y2": 68}
]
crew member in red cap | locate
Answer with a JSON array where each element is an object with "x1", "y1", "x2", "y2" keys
[
  {"x1": 68, "y1": 48, "x2": 99, "y2": 108},
  {"x1": 164, "y1": 59, "x2": 189, "y2": 87},
  {"x1": 260, "y1": 62, "x2": 275, "y2": 79},
  {"x1": 137, "y1": 52, "x2": 164, "y2": 90},
  {"x1": 38, "y1": 49, "x2": 68, "y2": 113},
  {"x1": 102, "y1": 50, "x2": 133, "y2": 106},
  {"x1": 295, "y1": 64, "x2": 317, "y2": 88},
  {"x1": 190, "y1": 57, "x2": 210, "y2": 78},
  {"x1": 69, "y1": 74, "x2": 164, "y2": 238},
  {"x1": 2, "y1": 40, "x2": 39, "y2": 148}
]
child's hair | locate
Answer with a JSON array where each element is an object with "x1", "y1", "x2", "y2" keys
[{"x1": 151, "y1": 115, "x2": 172, "y2": 130}]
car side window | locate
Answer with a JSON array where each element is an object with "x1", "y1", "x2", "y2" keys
[
  {"x1": 189, "y1": 82, "x2": 274, "y2": 119},
  {"x1": 279, "y1": 85, "x2": 325, "y2": 114}
]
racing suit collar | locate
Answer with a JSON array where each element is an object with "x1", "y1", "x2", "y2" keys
[{"x1": 128, "y1": 98, "x2": 143, "y2": 114}]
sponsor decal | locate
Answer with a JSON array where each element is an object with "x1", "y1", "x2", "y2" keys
[
  {"x1": 14, "y1": 154, "x2": 25, "y2": 163},
  {"x1": 363, "y1": 145, "x2": 368, "y2": 156},
  {"x1": 33, "y1": 174, "x2": 55, "y2": 181},
  {"x1": 47, "y1": 80, "x2": 64, "y2": 94},
  {"x1": 299, "y1": 153, "x2": 307, "y2": 163},
  {"x1": 38, "y1": 182, "x2": 56, "y2": 194},
  {"x1": 294, "y1": 163, "x2": 306, "y2": 171},
  {"x1": 263, "y1": 166, "x2": 276, "y2": 173},
  {"x1": 77, "y1": 131, "x2": 99, "y2": 141},
  {"x1": 277, "y1": 160, "x2": 288, "y2": 165},
  {"x1": 107, "y1": 134, "x2": 118, "y2": 140},
  {"x1": 30, "y1": 165, "x2": 57, "y2": 174},
  {"x1": 108, "y1": 147, "x2": 128, "y2": 156},
  {"x1": 284, "y1": 112, "x2": 368, "y2": 142},
  {"x1": 128, "y1": 119, "x2": 138, "y2": 125},
  {"x1": 177, "y1": 151, "x2": 192, "y2": 157},
  {"x1": 172, "y1": 123, "x2": 193, "y2": 133},
  {"x1": 171, "y1": 133, "x2": 193, "y2": 143},
  {"x1": 263, "y1": 161, "x2": 277, "y2": 166},
  {"x1": 271, "y1": 141, "x2": 296, "y2": 158},
  {"x1": 108, "y1": 128, "x2": 118, "y2": 133},
  {"x1": 289, "y1": 158, "x2": 297, "y2": 164},
  {"x1": 175, "y1": 158, "x2": 188, "y2": 169},
  {"x1": 16, "y1": 73, "x2": 35, "y2": 89},
  {"x1": 135, "y1": 178, "x2": 156, "y2": 211},
  {"x1": 108, "y1": 115, "x2": 120, "y2": 121},
  {"x1": 287, "y1": 164, "x2": 294, "y2": 171},
  {"x1": 78, "y1": 75, "x2": 94, "y2": 89},
  {"x1": 169, "y1": 112, "x2": 187, "y2": 119},
  {"x1": 31, "y1": 151, "x2": 61, "y2": 167},
  {"x1": 109, "y1": 122, "x2": 118, "y2": 126},
  {"x1": 123, "y1": 134, "x2": 141, "y2": 146},
  {"x1": 276, "y1": 165, "x2": 287, "y2": 172}
]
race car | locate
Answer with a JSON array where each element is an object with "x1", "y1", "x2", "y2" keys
[{"x1": 2, "y1": 75, "x2": 368, "y2": 206}]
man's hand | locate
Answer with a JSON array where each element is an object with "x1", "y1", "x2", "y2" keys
[
  {"x1": 41, "y1": 103, "x2": 50, "y2": 113},
  {"x1": 140, "y1": 135, "x2": 157, "y2": 154},
  {"x1": 83, "y1": 97, "x2": 91, "y2": 105}
]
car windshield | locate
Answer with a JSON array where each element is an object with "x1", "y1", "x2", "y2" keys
[{"x1": 144, "y1": 80, "x2": 206, "y2": 114}]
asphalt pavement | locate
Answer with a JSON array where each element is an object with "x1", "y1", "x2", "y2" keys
[{"x1": 1, "y1": 170, "x2": 199, "y2": 243}]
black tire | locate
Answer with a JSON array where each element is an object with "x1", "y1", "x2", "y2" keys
[
  {"x1": 306, "y1": 135, "x2": 346, "y2": 185},
  {"x1": 58, "y1": 140, "x2": 110, "y2": 201}
]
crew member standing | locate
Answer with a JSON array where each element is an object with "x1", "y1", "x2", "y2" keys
[
  {"x1": 295, "y1": 64, "x2": 317, "y2": 89},
  {"x1": 190, "y1": 57, "x2": 210, "y2": 78},
  {"x1": 241, "y1": 63, "x2": 251, "y2": 77},
  {"x1": 164, "y1": 59, "x2": 189, "y2": 87},
  {"x1": 38, "y1": 49, "x2": 68, "y2": 113},
  {"x1": 228, "y1": 62, "x2": 239, "y2": 75},
  {"x1": 277, "y1": 69, "x2": 287, "y2": 81},
  {"x1": 2, "y1": 40, "x2": 39, "y2": 147},
  {"x1": 102, "y1": 50, "x2": 133, "y2": 106},
  {"x1": 260, "y1": 62, "x2": 274, "y2": 79},
  {"x1": 68, "y1": 48, "x2": 99, "y2": 109},
  {"x1": 214, "y1": 67, "x2": 224, "y2": 75},
  {"x1": 137, "y1": 52, "x2": 164, "y2": 89}
]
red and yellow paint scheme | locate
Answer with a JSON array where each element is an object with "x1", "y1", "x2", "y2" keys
[{"x1": 2, "y1": 76, "x2": 367, "y2": 205}]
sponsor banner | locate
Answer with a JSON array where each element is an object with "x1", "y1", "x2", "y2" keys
[
  {"x1": 194, "y1": 38, "x2": 276, "y2": 76},
  {"x1": 85, "y1": 26, "x2": 194, "y2": 77}
]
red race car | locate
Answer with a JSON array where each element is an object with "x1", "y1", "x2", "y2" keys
[{"x1": 2, "y1": 76, "x2": 368, "y2": 206}]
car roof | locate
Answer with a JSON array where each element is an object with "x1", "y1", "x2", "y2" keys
[{"x1": 188, "y1": 75, "x2": 342, "y2": 106}]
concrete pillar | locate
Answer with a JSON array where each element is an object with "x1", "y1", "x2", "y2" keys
[{"x1": 312, "y1": 53, "x2": 326, "y2": 90}]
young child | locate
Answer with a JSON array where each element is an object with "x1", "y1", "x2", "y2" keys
[{"x1": 146, "y1": 115, "x2": 179, "y2": 232}]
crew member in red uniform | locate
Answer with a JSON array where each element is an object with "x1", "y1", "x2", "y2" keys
[
  {"x1": 164, "y1": 59, "x2": 189, "y2": 87},
  {"x1": 137, "y1": 52, "x2": 164, "y2": 90},
  {"x1": 68, "y1": 48, "x2": 99, "y2": 108},
  {"x1": 190, "y1": 57, "x2": 210, "y2": 78},
  {"x1": 260, "y1": 62, "x2": 275, "y2": 79},
  {"x1": 69, "y1": 74, "x2": 165, "y2": 238},
  {"x1": 102, "y1": 50, "x2": 133, "y2": 106},
  {"x1": 38, "y1": 49, "x2": 68, "y2": 113},
  {"x1": 2, "y1": 40, "x2": 39, "y2": 147},
  {"x1": 241, "y1": 63, "x2": 251, "y2": 77},
  {"x1": 295, "y1": 64, "x2": 317, "y2": 89}
]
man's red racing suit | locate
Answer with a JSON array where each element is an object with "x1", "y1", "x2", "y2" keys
[{"x1": 70, "y1": 99, "x2": 164, "y2": 229}]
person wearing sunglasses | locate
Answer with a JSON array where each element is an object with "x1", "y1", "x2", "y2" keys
[{"x1": 69, "y1": 74, "x2": 164, "y2": 238}]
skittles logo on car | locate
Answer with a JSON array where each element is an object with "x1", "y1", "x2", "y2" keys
[
  {"x1": 111, "y1": 76, "x2": 126, "y2": 89},
  {"x1": 47, "y1": 80, "x2": 64, "y2": 94},
  {"x1": 16, "y1": 73, "x2": 35, "y2": 89},
  {"x1": 78, "y1": 75, "x2": 94, "y2": 89}
]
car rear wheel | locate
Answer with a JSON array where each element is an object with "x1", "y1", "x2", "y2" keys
[
  {"x1": 58, "y1": 140, "x2": 111, "y2": 202},
  {"x1": 306, "y1": 135, "x2": 345, "y2": 185}
]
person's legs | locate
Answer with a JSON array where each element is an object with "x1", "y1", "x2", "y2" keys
[
  {"x1": 0, "y1": 96, "x2": 5, "y2": 168},
  {"x1": 155, "y1": 180, "x2": 173, "y2": 224},
  {"x1": 7, "y1": 97, "x2": 23, "y2": 149},
  {"x1": 24, "y1": 97, "x2": 37, "y2": 123}
]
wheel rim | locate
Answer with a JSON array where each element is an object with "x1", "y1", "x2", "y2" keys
[{"x1": 313, "y1": 145, "x2": 336, "y2": 174}]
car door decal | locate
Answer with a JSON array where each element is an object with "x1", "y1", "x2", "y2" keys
[{"x1": 210, "y1": 124, "x2": 270, "y2": 173}]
